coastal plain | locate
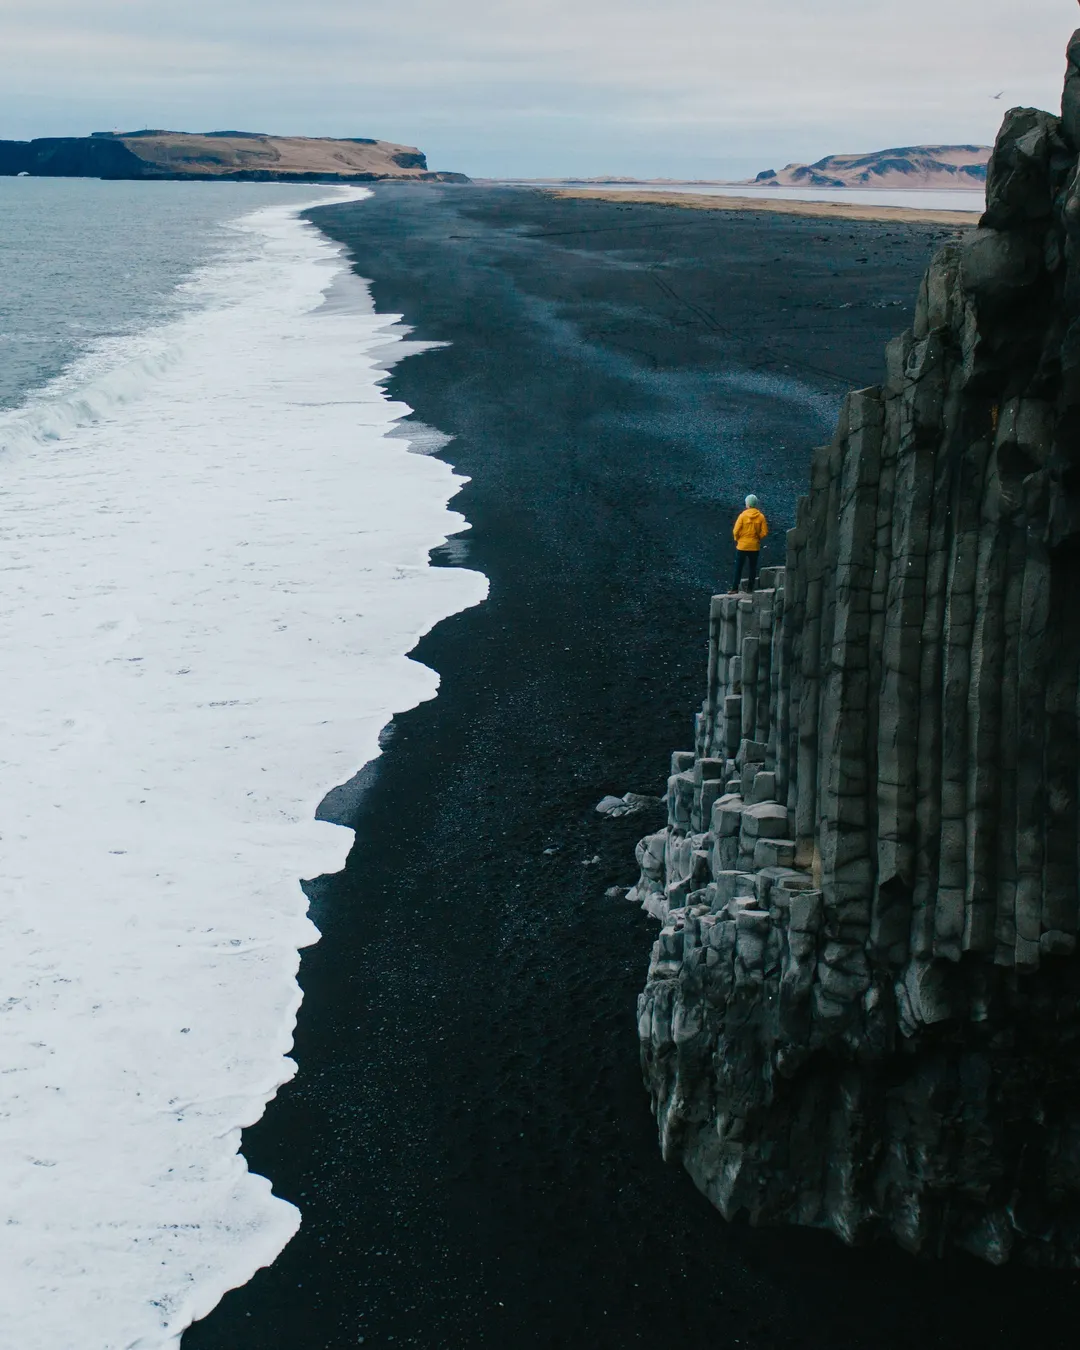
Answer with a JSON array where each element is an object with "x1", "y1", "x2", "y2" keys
[
  {"x1": 184, "y1": 186, "x2": 1077, "y2": 1349},
  {"x1": 548, "y1": 185, "x2": 979, "y2": 226}
]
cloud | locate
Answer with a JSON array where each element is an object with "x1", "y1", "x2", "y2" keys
[{"x1": 0, "y1": 0, "x2": 1071, "y2": 176}]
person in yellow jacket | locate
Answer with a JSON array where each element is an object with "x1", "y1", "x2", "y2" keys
[{"x1": 730, "y1": 494, "x2": 768, "y2": 592}]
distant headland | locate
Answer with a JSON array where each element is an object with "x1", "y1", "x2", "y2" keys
[
  {"x1": 0, "y1": 130, "x2": 469, "y2": 183},
  {"x1": 751, "y1": 144, "x2": 990, "y2": 190}
]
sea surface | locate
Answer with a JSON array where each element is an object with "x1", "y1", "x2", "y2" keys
[{"x1": 0, "y1": 178, "x2": 485, "y2": 1347}]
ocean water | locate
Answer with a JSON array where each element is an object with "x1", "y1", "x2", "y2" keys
[{"x1": 0, "y1": 179, "x2": 486, "y2": 1346}]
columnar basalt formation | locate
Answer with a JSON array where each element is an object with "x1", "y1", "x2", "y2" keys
[{"x1": 633, "y1": 39, "x2": 1080, "y2": 1265}]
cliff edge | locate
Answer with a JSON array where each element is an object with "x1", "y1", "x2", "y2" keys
[
  {"x1": 0, "y1": 131, "x2": 469, "y2": 183},
  {"x1": 632, "y1": 32, "x2": 1080, "y2": 1265}
]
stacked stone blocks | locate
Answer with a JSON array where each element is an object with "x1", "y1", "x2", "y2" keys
[{"x1": 631, "y1": 46, "x2": 1080, "y2": 1265}]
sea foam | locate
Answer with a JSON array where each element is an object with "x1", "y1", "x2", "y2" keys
[{"x1": 0, "y1": 189, "x2": 487, "y2": 1347}]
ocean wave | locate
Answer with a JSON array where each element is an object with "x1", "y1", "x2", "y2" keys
[{"x1": 0, "y1": 186, "x2": 487, "y2": 1347}]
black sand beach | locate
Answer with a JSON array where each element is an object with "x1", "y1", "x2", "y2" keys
[{"x1": 184, "y1": 187, "x2": 1078, "y2": 1349}]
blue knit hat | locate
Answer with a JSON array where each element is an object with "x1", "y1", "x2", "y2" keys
[{"x1": 745, "y1": 494, "x2": 758, "y2": 508}]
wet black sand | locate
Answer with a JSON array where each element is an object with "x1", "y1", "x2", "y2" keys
[{"x1": 184, "y1": 187, "x2": 1077, "y2": 1349}]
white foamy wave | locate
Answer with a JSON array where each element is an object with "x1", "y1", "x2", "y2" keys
[
  {"x1": 0, "y1": 189, "x2": 487, "y2": 1347},
  {"x1": 0, "y1": 328, "x2": 192, "y2": 455}
]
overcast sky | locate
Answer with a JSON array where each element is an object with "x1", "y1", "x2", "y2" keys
[{"x1": 0, "y1": 0, "x2": 1073, "y2": 178}]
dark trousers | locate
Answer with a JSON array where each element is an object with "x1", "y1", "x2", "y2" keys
[{"x1": 732, "y1": 549, "x2": 759, "y2": 591}]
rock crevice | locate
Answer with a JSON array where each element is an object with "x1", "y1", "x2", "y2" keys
[{"x1": 632, "y1": 40, "x2": 1080, "y2": 1265}]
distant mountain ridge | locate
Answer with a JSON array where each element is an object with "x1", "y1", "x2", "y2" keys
[
  {"x1": 0, "y1": 131, "x2": 468, "y2": 183},
  {"x1": 752, "y1": 145, "x2": 990, "y2": 190}
]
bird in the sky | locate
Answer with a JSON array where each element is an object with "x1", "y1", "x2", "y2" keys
[{"x1": 991, "y1": 91, "x2": 1005, "y2": 99}]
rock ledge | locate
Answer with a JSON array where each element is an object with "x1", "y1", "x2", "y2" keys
[{"x1": 632, "y1": 36, "x2": 1080, "y2": 1266}]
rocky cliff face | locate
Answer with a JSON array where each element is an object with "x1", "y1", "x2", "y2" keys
[
  {"x1": 632, "y1": 34, "x2": 1080, "y2": 1266},
  {"x1": 0, "y1": 132, "x2": 469, "y2": 183}
]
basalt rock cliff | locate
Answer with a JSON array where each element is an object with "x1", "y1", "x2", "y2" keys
[
  {"x1": 0, "y1": 131, "x2": 469, "y2": 183},
  {"x1": 632, "y1": 34, "x2": 1080, "y2": 1265}
]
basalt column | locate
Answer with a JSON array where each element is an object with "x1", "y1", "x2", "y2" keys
[{"x1": 631, "y1": 42, "x2": 1080, "y2": 1265}]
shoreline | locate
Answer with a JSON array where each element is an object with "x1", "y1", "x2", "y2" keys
[
  {"x1": 0, "y1": 188, "x2": 489, "y2": 1347},
  {"x1": 545, "y1": 185, "x2": 981, "y2": 225},
  {"x1": 184, "y1": 185, "x2": 1074, "y2": 1349}
]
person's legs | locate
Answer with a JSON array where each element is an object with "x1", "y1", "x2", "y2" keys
[
  {"x1": 748, "y1": 550, "x2": 758, "y2": 591},
  {"x1": 731, "y1": 550, "x2": 746, "y2": 592}
]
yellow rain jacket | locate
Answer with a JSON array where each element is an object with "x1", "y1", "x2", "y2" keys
[{"x1": 733, "y1": 507, "x2": 768, "y2": 552}]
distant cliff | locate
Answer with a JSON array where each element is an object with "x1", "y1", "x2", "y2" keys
[
  {"x1": 753, "y1": 145, "x2": 990, "y2": 190},
  {"x1": 0, "y1": 131, "x2": 469, "y2": 183},
  {"x1": 632, "y1": 33, "x2": 1080, "y2": 1265}
]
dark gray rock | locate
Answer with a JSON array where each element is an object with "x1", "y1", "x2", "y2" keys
[
  {"x1": 983, "y1": 107, "x2": 1062, "y2": 229},
  {"x1": 629, "y1": 39, "x2": 1080, "y2": 1268},
  {"x1": 1061, "y1": 29, "x2": 1080, "y2": 149},
  {"x1": 959, "y1": 228, "x2": 1042, "y2": 300}
]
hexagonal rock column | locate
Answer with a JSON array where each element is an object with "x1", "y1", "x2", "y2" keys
[{"x1": 629, "y1": 39, "x2": 1080, "y2": 1266}]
